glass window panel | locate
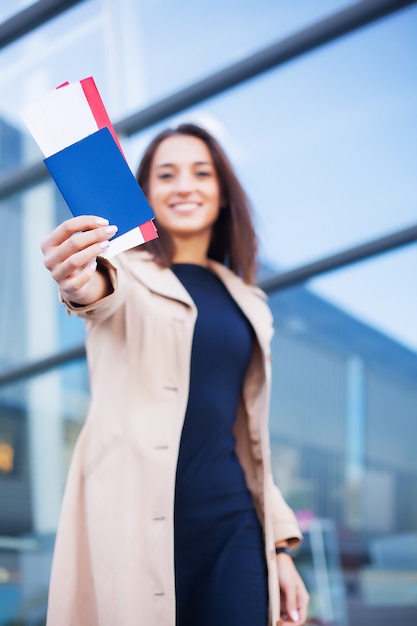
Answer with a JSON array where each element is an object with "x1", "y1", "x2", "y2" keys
[
  {"x1": 0, "y1": 0, "x2": 105, "y2": 171},
  {"x1": 267, "y1": 251, "x2": 417, "y2": 623},
  {"x1": 310, "y1": 246, "x2": 417, "y2": 354},
  {"x1": 0, "y1": 181, "x2": 85, "y2": 374},
  {"x1": 0, "y1": 363, "x2": 88, "y2": 624},
  {"x1": 121, "y1": 0, "x2": 354, "y2": 112},
  {"x1": 0, "y1": 364, "x2": 89, "y2": 531}
]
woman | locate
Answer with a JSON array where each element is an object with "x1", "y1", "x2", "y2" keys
[{"x1": 41, "y1": 123, "x2": 309, "y2": 626}]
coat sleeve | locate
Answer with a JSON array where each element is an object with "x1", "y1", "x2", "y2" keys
[
  {"x1": 234, "y1": 387, "x2": 303, "y2": 548},
  {"x1": 267, "y1": 473, "x2": 303, "y2": 547},
  {"x1": 238, "y1": 290, "x2": 303, "y2": 547}
]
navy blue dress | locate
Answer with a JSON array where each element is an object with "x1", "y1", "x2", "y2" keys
[{"x1": 172, "y1": 264, "x2": 268, "y2": 626}]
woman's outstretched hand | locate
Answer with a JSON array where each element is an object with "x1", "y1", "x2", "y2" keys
[
  {"x1": 276, "y1": 552, "x2": 309, "y2": 625},
  {"x1": 41, "y1": 215, "x2": 118, "y2": 306}
]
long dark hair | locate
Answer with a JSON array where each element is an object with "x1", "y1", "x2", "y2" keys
[{"x1": 136, "y1": 123, "x2": 258, "y2": 284}]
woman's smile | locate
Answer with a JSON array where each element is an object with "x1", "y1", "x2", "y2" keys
[{"x1": 169, "y1": 201, "x2": 202, "y2": 213}]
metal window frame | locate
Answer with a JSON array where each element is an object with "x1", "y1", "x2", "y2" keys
[
  {"x1": 0, "y1": 0, "x2": 416, "y2": 387},
  {"x1": 0, "y1": 0, "x2": 87, "y2": 50}
]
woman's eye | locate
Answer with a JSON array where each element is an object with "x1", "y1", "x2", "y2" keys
[
  {"x1": 158, "y1": 172, "x2": 173, "y2": 180},
  {"x1": 196, "y1": 171, "x2": 211, "y2": 177}
]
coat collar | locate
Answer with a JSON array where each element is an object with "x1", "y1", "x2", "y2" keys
[
  {"x1": 123, "y1": 250, "x2": 195, "y2": 308},
  {"x1": 207, "y1": 260, "x2": 273, "y2": 352},
  {"x1": 121, "y1": 250, "x2": 273, "y2": 351}
]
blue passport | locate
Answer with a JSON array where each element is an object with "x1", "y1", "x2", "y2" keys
[{"x1": 44, "y1": 127, "x2": 154, "y2": 236}]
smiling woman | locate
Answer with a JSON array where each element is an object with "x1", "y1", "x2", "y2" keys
[
  {"x1": 39, "y1": 123, "x2": 309, "y2": 626},
  {"x1": 137, "y1": 124, "x2": 259, "y2": 284}
]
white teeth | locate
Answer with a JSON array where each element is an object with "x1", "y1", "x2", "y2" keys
[{"x1": 171, "y1": 203, "x2": 199, "y2": 212}]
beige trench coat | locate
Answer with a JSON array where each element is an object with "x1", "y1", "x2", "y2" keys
[{"x1": 46, "y1": 250, "x2": 302, "y2": 626}]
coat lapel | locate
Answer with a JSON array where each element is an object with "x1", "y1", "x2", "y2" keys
[
  {"x1": 208, "y1": 260, "x2": 274, "y2": 353},
  {"x1": 125, "y1": 250, "x2": 195, "y2": 308}
]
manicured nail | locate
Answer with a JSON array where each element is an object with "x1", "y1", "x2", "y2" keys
[
  {"x1": 99, "y1": 240, "x2": 110, "y2": 249},
  {"x1": 106, "y1": 225, "x2": 118, "y2": 235},
  {"x1": 290, "y1": 610, "x2": 299, "y2": 622},
  {"x1": 89, "y1": 260, "x2": 97, "y2": 271},
  {"x1": 95, "y1": 217, "x2": 109, "y2": 226}
]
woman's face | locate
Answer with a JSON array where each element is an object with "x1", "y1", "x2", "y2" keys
[{"x1": 147, "y1": 134, "x2": 222, "y2": 242}]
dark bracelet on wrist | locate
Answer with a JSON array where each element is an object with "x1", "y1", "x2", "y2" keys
[{"x1": 275, "y1": 546, "x2": 296, "y2": 558}]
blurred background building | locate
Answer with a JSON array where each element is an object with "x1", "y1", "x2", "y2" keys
[{"x1": 0, "y1": 1, "x2": 416, "y2": 624}]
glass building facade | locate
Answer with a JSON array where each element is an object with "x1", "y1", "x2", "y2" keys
[{"x1": 0, "y1": 1, "x2": 416, "y2": 624}]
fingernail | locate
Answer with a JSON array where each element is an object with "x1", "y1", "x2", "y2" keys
[
  {"x1": 99, "y1": 240, "x2": 110, "y2": 249},
  {"x1": 290, "y1": 610, "x2": 299, "y2": 622},
  {"x1": 89, "y1": 260, "x2": 97, "y2": 271},
  {"x1": 105, "y1": 225, "x2": 118, "y2": 235},
  {"x1": 95, "y1": 217, "x2": 109, "y2": 226}
]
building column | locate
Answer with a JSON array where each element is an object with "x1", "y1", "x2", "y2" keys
[{"x1": 345, "y1": 355, "x2": 366, "y2": 530}]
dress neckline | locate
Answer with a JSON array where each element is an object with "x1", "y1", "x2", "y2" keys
[{"x1": 171, "y1": 263, "x2": 212, "y2": 271}]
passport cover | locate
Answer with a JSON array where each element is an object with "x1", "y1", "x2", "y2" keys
[{"x1": 44, "y1": 127, "x2": 154, "y2": 236}]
